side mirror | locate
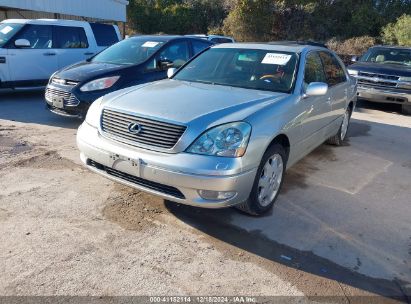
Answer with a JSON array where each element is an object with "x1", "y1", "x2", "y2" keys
[
  {"x1": 14, "y1": 39, "x2": 31, "y2": 48},
  {"x1": 351, "y1": 56, "x2": 358, "y2": 63},
  {"x1": 167, "y1": 68, "x2": 177, "y2": 78},
  {"x1": 304, "y1": 82, "x2": 328, "y2": 98},
  {"x1": 158, "y1": 59, "x2": 174, "y2": 71}
]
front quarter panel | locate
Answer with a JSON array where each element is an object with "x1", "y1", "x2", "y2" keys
[{"x1": 243, "y1": 94, "x2": 302, "y2": 170}]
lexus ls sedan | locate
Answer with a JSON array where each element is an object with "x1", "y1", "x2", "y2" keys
[{"x1": 77, "y1": 42, "x2": 357, "y2": 216}]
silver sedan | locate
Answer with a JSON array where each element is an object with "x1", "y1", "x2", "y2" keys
[{"x1": 77, "y1": 42, "x2": 357, "y2": 215}]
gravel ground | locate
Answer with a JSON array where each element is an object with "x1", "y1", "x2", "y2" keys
[{"x1": 0, "y1": 92, "x2": 409, "y2": 303}]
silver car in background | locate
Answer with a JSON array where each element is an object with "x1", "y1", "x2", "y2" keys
[{"x1": 77, "y1": 42, "x2": 357, "y2": 216}]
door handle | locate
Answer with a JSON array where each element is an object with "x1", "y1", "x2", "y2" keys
[
  {"x1": 84, "y1": 52, "x2": 94, "y2": 56},
  {"x1": 43, "y1": 52, "x2": 56, "y2": 56}
]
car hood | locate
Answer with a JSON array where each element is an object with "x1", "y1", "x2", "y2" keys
[
  {"x1": 56, "y1": 61, "x2": 126, "y2": 82},
  {"x1": 103, "y1": 80, "x2": 287, "y2": 127},
  {"x1": 349, "y1": 62, "x2": 411, "y2": 77}
]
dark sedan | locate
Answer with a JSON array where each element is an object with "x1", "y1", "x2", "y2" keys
[{"x1": 45, "y1": 35, "x2": 213, "y2": 118}]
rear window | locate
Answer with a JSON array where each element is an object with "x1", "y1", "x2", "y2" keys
[{"x1": 90, "y1": 23, "x2": 119, "y2": 47}]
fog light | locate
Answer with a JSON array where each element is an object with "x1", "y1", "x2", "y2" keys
[{"x1": 198, "y1": 190, "x2": 236, "y2": 200}]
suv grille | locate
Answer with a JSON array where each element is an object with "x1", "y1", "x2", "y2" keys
[
  {"x1": 45, "y1": 88, "x2": 80, "y2": 106},
  {"x1": 87, "y1": 159, "x2": 185, "y2": 199},
  {"x1": 101, "y1": 109, "x2": 186, "y2": 149},
  {"x1": 357, "y1": 72, "x2": 399, "y2": 88}
]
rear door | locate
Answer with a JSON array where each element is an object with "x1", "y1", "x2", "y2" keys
[
  {"x1": 8, "y1": 24, "x2": 58, "y2": 84},
  {"x1": 54, "y1": 25, "x2": 91, "y2": 70},
  {"x1": 319, "y1": 51, "x2": 349, "y2": 122}
]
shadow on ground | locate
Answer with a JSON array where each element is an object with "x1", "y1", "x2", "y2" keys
[
  {"x1": 164, "y1": 119, "x2": 411, "y2": 301},
  {"x1": 0, "y1": 91, "x2": 81, "y2": 129}
]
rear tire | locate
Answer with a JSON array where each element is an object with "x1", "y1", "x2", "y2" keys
[
  {"x1": 235, "y1": 144, "x2": 286, "y2": 216},
  {"x1": 402, "y1": 104, "x2": 411, "y2": 115},
  {"x1": 327, "y1": 107, "x2": 352, "y2": 146}
]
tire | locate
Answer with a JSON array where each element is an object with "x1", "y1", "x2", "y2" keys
[
  {"x1": 402, "y1": 104, "x2": 411, "y2": 115},
  {"x1": 326, "y1": 106, "x2": 352, "y2": 146},
  {"x1": 235, "y1": 144, "x2": 286, "y2": 216}
]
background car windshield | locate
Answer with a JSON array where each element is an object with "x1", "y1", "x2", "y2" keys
[
  {"x1": 92, "y1": 38, "x2": 164, "y2": 65},
  {"x1": 360, "y1": 47, "x2": 411, "y2": 66},
  {"x1": 0, "y1": 23, "x2": 23, "y2": 47},
  {"x1": 174, "y1": 48, "x2": 298, "y2": 93}
]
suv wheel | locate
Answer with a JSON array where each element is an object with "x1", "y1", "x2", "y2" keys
[
  {"x1": 235, "y1": 144, "x2": 286, "y2": 216},
  {"x1": 327, "y1": 107, "x2": 352, "y2": 146}
]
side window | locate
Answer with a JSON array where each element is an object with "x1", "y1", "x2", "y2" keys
[
  {"x1": 54, "y1": 26, "x2": 88, "y2": 49},
  {"x1": 192, "y1": 40, "x2": 210, "y2": 55},
  {"x1": 319, "y1": 52, "x2": 347, "y2": 86},
  {"x1": 158, "y1": 41, "x2": 190, "y2": 68},
  {"x1": 304, "y1": 52, "x2": 327, "y2": 88},
  {"x1": 90, "y1": 23, "x2": 119, "y2": 47},
  {"x1": 14, "y1": 25, "x2": 53, "y2": 49}
]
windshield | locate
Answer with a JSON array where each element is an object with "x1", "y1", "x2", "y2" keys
[
  {"x1": 92, "y1": 38, "x2": 165, "y2": 65},
  {"x1": 0, "y1": 23, "x2": 24, "y2": 47},
  {"x1": 359, "y1": 47, "x2": 411, "y2": 66},
  {"x1": 174, "y1": 48, "x2": 298, "y2": 93}
]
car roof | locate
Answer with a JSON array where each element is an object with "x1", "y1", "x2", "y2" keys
[
  {"x1": 129, "y1": 35, "x2": 212, "y2": 43},
  {"x1": 212, "y1": 42, "x2": 327, "y2": 53},
  {"x1": 1, "y1": 19, "x2": 93, "y2": 27},
  {"x1": 371, "y1": 45, "x2": 411, "y2": 50}
]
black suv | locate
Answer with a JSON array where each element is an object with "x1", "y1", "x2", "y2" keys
[
  {"x1": 45, "y1": 35, "x2": 212, "y2": 118},
  {"x1": 348, "y1": 46, "x2": 411, "y2": 115}
]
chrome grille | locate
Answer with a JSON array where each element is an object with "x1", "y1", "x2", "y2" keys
[
  {"x1": 51, "y1": 77, "x2": 79, "y2": 86},
  {"x1": 101, "y1": 109, "x2": 186, "y2": 149},
  {"x1": 45, "y1": 88, "x2": 80, "y2": 106},
  {"x1": 357, "y1": 72, "x2": 399, "y2": 88}
]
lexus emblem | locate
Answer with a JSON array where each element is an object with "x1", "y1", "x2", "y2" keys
[{"x1": 128, "y1": 123, "x2": 142, "y2": 135}]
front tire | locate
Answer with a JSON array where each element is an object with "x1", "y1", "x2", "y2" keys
[
  {"x1": 235, "y1": 144, "x2": 286, "y2": 216},
  {"x1": 327, "y1": 106, "x2": 352, "y2": 146}
]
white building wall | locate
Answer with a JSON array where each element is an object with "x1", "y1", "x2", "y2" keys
[{"x1": 0, "y1": 0, "x2": 128, "y2": 21}]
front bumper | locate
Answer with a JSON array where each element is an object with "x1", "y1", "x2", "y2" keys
[
  {"x1": 357, "y1": 85, "x2": 411, "y2": 104},
  {"x1": 77, "y1": 122, "x2": 258, "y2": 208}
]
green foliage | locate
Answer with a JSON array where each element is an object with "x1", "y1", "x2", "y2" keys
[
  {"x1": 127, "y1": 0, "x2": 226, "y2": 34},
  {"x1": 127, "y1": 0, "x2": 411, "y2": 48},
  {"x1": 223, "y1": 0, "x2": 275, "y2": 41},
  {"x1": 382, "y1": 14, "x2": 411, "y2": 46}
]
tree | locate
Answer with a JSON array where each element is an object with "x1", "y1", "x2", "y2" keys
[{"x1": 382, "y1": 14, "x2": 411, "y2": 46}]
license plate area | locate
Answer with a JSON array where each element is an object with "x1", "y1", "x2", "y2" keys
[
  {"x1": 109, "y1": 153, "x2": 140, "y2": 177},
  {"x1": 52, "y1": 96, "x2": 64, "y2": 108}
]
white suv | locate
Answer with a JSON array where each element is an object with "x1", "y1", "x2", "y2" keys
[{"x1": 0, "y1": 19, "x2": 121, "y2": 90}]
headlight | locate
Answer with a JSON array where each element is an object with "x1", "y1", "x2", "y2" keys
[
  {"x1": 347, "y1": 69, "x2": 358, "y2": 76},
  {"x1": 187, "y1": 122, "x2": 251, "y2": 157},
  {"x1": 85, "y1": 97, "x2": 103, "y2": 127},
  {"x1": 80, "y1": 76, "x2": 120, "y2": 92}
]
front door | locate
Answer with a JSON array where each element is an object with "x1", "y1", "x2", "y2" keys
[
  {"x1": 8, "y1": 24, "x2": 58, "y2": 85},
  {"x1": 299, "y1": 51, "x2": 332, "y2": 152}
]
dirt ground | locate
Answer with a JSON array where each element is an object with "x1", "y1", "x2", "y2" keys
[{"x1": 0, "y1": 92, "x2": 410, "y2": 303}]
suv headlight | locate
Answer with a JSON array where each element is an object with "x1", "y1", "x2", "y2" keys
[
  {"x1": 187, "y1": 122, "x2": 251, "y2": 157},
  {"x1": 85, "y1": 97, "x2": 103, "y2": 127},
  {"x1": 80, "y1": 76, "x2": 120, "y2": 92},
  {"x1": 347, "y1": 69, "x2": 358, "y2": 76},
  {"x1": 399, "y1": 76, "x2": 411, "y2": 83}
]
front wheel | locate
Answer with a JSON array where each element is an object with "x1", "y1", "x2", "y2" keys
[
  {"x1": 235, "y1": 144, "x2": 286, "y2": 216},
  {"x1": 327, "y1": 107, "x2": 352, "y2": 146}
]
